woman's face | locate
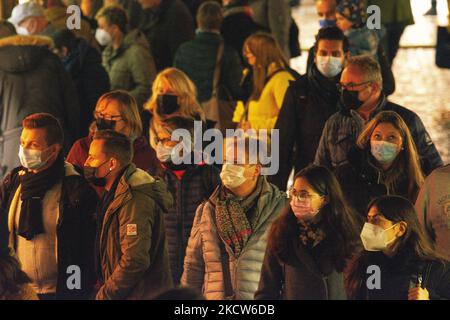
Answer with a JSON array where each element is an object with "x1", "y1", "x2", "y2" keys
[
  {"x1": 95, "y1": 100, "x2": 129, "y2": 136},
  {"x1": 155, "y1": 78, "x2": 177, "y2": 95},
  {"x1": 336, "y1": 13, "x2": 353, "y2": 32},
  {"x1": 291, "y1": 177, "x2": 327, "y2": 213},
  {"x1": 370, "y1": 122, "x2": 403, "y2": 152},
  {"x1": 244, "y1": 45, "x2": 257, "y2": 66},
  {"x1": 367, "y1": 205, "x2": 406, "y2": 247}
]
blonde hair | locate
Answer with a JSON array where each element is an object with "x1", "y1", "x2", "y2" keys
[
  {"x1": 356, "y1": 111, "x2": 424, "y2": 199},
  {"x1": 243, "y1": 32, "x2": 289, "y2": 101},
  {"x1": 145, "y1": 68, "x2": 205, "y2": 121},
  {"x1": 94, "y1": 90, "x2": 143, "y2": 138}
]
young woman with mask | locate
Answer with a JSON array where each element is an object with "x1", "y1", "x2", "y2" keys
[
  {"x1": 181, "y1": 136, "x2": 287, "y2": 299},
  {"x1": 335, "y1": 111, "x2": 424, "y2": 217},
  {"x1": 232, "y1": 32, "x2": 295, "y2": 131},
  {"x1": 255, "y1": 165, "x2": 360, "y2": 300},
  {"x1": 67, "y1": 90, "x2": 159, "y2": 192},
  {"x1": 152, "y1": 116, "x2": 220, "y2": 285},
  {"x1": 346, "y1": 195, "x2": 450, "y2": 300},
  {"x1": 145, "y1": 68, "x2": 206, "y2": 146}
]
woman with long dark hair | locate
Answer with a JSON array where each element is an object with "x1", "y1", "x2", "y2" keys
[
  {"x1": 255, "y1": 165, "x2": 361, "y2": 300},
  {"x1": 346, "y1": 195, "x2": 450, "y2": 300}
]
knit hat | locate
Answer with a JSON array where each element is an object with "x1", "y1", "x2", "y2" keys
[{"x1": 336, "y1": 0, "x2": 367, "y2": 27}]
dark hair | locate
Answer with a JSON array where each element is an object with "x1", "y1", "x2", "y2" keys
[
  {"x1": 51, "y1": 29, "x2": 77, "y2": 52},
  {"x1": 197, "y1": 1, "x2": 223, "y2": 31},
  {"x1": 93, "y1": 129, "x2": 133, "y2": 166},
  {"x1": 346, "y1": 195, "x2": 448, "y2": 299},
  {"x1": 22, "y1": 113, "x2": 64, "y2": 146},
  {"x1": 267, "y1": 165, "x2": 361, "y2": 271},
  {"x1": 0, "y1": 20, "x2": 16, "y2": 39},
  {"x1": 314, "y1": 26, "x2": 349, "y2": 54},
  {"x1": 0, "y1": 251, "x2": 31, "y2": 299},
  {"x1": 96, "y1": 5, "x2": 128, "y2": 34}
]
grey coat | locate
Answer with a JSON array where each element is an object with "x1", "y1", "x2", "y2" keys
[{"x1": 181, "y1": 177, "x2": 287, "y2": 300}]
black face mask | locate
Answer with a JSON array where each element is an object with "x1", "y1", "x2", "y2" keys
[
  {"x1": 340, "y1": 89, "x2": 364, "y2": 110},
  {"x1": 157, "y1": 94, "x2": 180, "y2": 115},
  {"x1": 83, "y1": 160, "x2": 111, "y2": 187},
  {"x1": 96, "y1": 118, "x2": 116, "y2": 131}
]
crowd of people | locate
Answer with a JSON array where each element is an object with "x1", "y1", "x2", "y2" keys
[{"x1": 0, "y1": 0, "x2": 449, "y2": 301}]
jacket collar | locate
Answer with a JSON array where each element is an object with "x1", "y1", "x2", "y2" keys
[{"x1": 0, "y1": 35, "x2": 53, "y2": 49}]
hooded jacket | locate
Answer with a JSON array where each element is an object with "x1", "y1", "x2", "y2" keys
[
  {"x1": 181, "y1": 177, "x2": 287, "y2": 300},
  {"x1": 102, "y1": 29, "x2": 156, "y2": 109},
  {"x1": 0, "y1": 35, "x2": 80, "y2": 177},
  {"x1": 96, "y1": 164, "x2": 174, "y2": 300},
  {"x1": 314, "y1": 95, "x2": 443, "y2": 176}
]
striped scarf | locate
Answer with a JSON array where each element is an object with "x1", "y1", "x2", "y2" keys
[{"x1": 215, "y1": 177, "x2": 263, "y2": 257}]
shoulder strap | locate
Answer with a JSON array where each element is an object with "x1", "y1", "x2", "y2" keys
[{"x1": 212, "y1": 40, "x2": 225, "y2": 96}]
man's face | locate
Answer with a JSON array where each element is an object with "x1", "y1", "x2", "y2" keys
[
  {"x1": 316, "y1": 0, "x2": 337, "y2": 20},
  {"x1": 19, "y1": 16, "x2": 39, "y2": 35},
  {"x1": 340, "y1": 65, "x2": 376, "y2": 105},
  {"x1": 138, "y1": 0, "x2": 162, "y2": 10},
  {"x1": 84, "y1": 139, "x2": 112, "y2": 178},
  {"x1": 314, "y1": 39, "x2": 344, "y2": 65},
  {"x1": 20, "y1": 127, "x2": 60, "y2": 168}
]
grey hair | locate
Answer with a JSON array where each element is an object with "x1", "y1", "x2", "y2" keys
[{"x1": 347, "y1": 55, "x2": 383, "y2": 84}]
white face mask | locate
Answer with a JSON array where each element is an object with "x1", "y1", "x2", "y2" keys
[
  {"x1": 95, "y1": 28, "x2": 112, "y2": 46},
  {"x1": 360, "y1": 222, "x2": 398, "y2": 252},
  {"x1": 16, "y1": 26, "x2": 30, "y2": 35},
  {"x1": 220, "y1": 164, "x2": 248, "y2": 189},
  {"x1": 155, "y1": 142, "x2": 173, "y2": 163},
  {"x1": 316, "y1": 55, "x2": 343, "y2": 78},
  {"x1": 18, "y1": 146, "x2": 50, "y2": 171}
]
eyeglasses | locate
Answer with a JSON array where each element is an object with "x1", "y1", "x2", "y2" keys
[
  {"x1": 288, "y1": 187, "x2": 322, "y2": 201},
  {"x1": 94, "y1": 111, "x2": 123, "y2": 121},
  {"x1": 337, "y1": 80, "x2": 373, "y2": 92}
]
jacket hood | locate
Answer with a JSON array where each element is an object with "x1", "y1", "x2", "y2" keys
[
  {"x1": 123, "y1": 164, "x2": 173, "y2": 212},
  {"x1": 0, "y1": 35, "x2": 53, "y2": 73}
]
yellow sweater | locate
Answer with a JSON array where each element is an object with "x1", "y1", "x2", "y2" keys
[{"x1": 233, "y1": 67, "x2": 294, "y2": 131}]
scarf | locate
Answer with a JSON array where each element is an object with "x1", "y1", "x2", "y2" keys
[
  {"x1": 298, "y1": 219, "x2": 326, "y2": 248},
  {"x1": 18, "y1": 153, "x2": 65, "y2": 240},
  {"x1": 308, "y1": 63, "x2": 341, "y2": 111},
  {"x1": 215, "y1": 176, "x2": 264, "y2": 257}
]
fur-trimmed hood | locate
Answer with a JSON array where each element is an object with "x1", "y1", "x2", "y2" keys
[{"x1": 0, "y1": 35, "x2": 54, "y2": 73}]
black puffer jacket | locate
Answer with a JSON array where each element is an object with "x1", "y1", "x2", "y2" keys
[
  {"x1": 156, "y1": 163, "x2": 220, "y2": 284},
  {"x1": 0, "y1": 35, "x2": 80, "y2": 176}
]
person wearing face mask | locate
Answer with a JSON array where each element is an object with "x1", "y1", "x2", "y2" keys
[
  {"x1": 95, "y1": 5, "x2": 156, "y2": 109},
  {"x1": 181, "y1": 136, "x2": 287, "y2": 299},
  {"x1": 151, "y1": 116, "x2": 220, "y2": 284},
  {"x1": 51, "y1": 29, "x2": 110, "y2": 136},
  {"x1": 256, "y1": 165, "x2": 360, "y2": 300},
  {"x1": 270, "y1": 27, "x2": 348, "y2": 191},
  {"x1": 0, "y1": 113, "x2": 97, "y2": 300},
  {"x1": 67, "y1": 91, "x2": 159, "y2": 195},
  {"x1": 305, "y1": 0, "x2": 395, "y2": 96},
  {"x1": 314, "y1": 55, "x2": 443, "y2": 176},
  {"x1": 8, "y1": 2, "x2": 58, "y2": 37},
  {"x1": 335, "y1": 111, "x2": 425, "y2": 218},
  {"x1": 83, "y1": 130, "x2": 173, "y2": 299},
  {"x1": 346, "y1": 195, "x2": 450, "y2": 300}
]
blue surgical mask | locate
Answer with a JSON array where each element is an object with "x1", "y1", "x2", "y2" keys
[
  {"x1": 316, "y1": 55, "x2": 343, "y2": 78},
  {"x1": 371, "y1": 140, "x2": 400, "y2": 165},
  {"x1": 319, "y1": 19, "x2": 337, "y2": 28}
]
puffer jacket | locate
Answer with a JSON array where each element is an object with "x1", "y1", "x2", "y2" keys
[
  {"x1": 314, "y1": 94, "x2": 443, "y2": 176},
  {"x1": 181, "y1": 176, "x2": 288, "y2": 300},
  {"x1": 0, "y1": 35, "x2": 80, "y2": 177},
  {"x1": 157, "y1": 163, "x2": 220, "y2": 284},
  {"x1": 102, "y1": 29, "x2": 156, "y2": 109},
  {"x1": 96, "y1": 164, "x2": 174, "y2": 300}
]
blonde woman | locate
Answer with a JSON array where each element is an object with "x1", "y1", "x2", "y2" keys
[
  {"x1": 67, "y1": 90, "x2": 159, "y2": 187},
  {"x1": 335, "y1": 111, "x2": 425, "y2": 217},
  {"x1": 145, "y1": 67, "x2": 205, "y2": 149},
  {"x1": 233, "y1": 32, "x2": 295, "y2": 131}
]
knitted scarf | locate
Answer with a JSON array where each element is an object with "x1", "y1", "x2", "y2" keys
[{"x1": 215, "y1": 177, "x2": 264, "y2": 257}]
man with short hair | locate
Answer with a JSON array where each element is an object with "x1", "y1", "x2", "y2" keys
[
  {"x1": 314, "y1": 55, "x2": 443, "y2": 176},
  {"x1": 8, "y1": 1, "x2": 58, "y2": 36},
  {"x1": 138, "y1": 0, "x2": 195, "y2": 71},
  {"x1": 84, "y1": 130, "x2": 173, "y2": 299},
  {"x1": 0, "y1": 113, "x2": 97, "y2": 300},
  {"x1": 96, "y1": 5, "x2": 156, "y2": 109},
  {"x1": 270, "y1": 26, "x2": 349, "y2": 191}
]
